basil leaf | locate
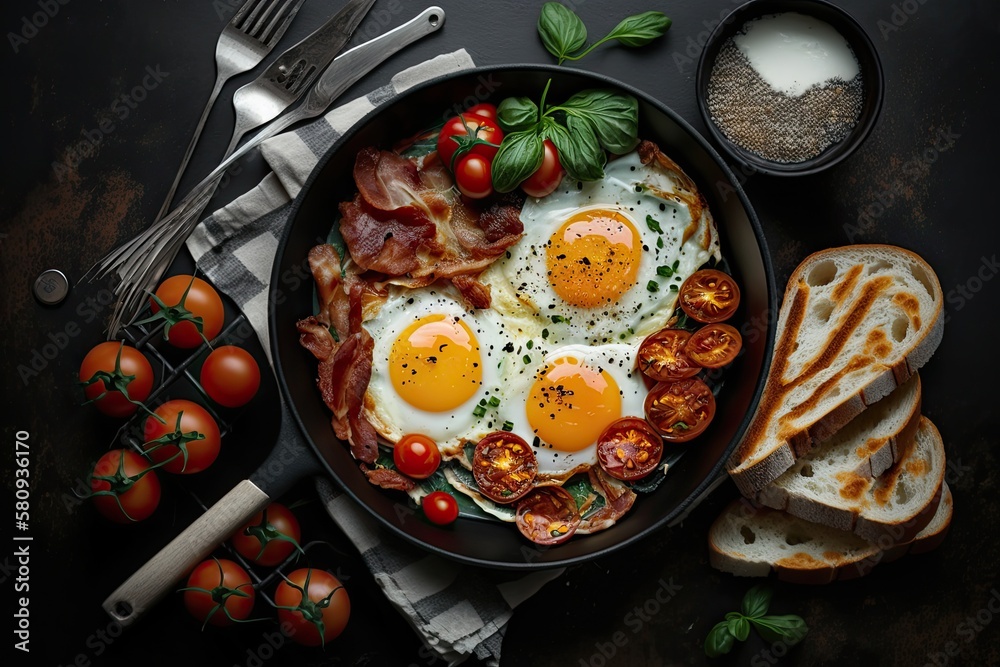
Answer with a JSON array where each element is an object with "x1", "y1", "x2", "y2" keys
[
  {"x1": 559, "y1": 89, "x2": 639, "y2": 154},
  {"x1": 750, "y1": 615, "x2": 809, "y2": 645},
  {"x1": 704, "y1": 621, "x2": 735, "y2": 658},
  {"x1": 492, "y1": 129, "x2": 544, "y2": 193},
  {"x1": 741, "y1": 584, "x2": 773, "y2": 619},
  {"x1": 726, "y1": 615, "x2": 751, "y2": 642},
  {"x1": 605, "y1": 11, "x2": 672, "y2": 47},
  {"x1": 537, "y1": 2, "x2": 587, "y2": 62},
  {"x1": 547, "y1": 117, "x2": 605, "y2": 182},
  {"x1": 497, "y1": 97, "x2": 540, "y2": 132}
]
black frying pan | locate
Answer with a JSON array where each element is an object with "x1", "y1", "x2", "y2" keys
[
  {"x1": 102, "y1": 65, "x2": 775, "y2": 627},
  {"x1": 271, "y1": 65, "x2": 777, "y2": 564}
]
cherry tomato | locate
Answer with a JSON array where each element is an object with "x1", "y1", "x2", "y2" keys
[
  {"x1": 90, "y1": 449, "x2": 161, "y2": 523},
  {"x1": 454, "y1": 153, "x2": 494, "y2": 199},
  {"x1": 515, "y1": 486, "x2": 581, "y2": 545},
  {"x1": 231, "y1": 503, "x2": 303, "y2": 567},
  {"x1": 687, "y1": 324, "x2": 743, "y2": 368},
  {"x1": 275, "y1": 568, "x2": 350, "y2": 647},
  {"x1": 143, "y1": 399, "x2": 221, "y2": 474},
  {"x1": 149, "y1": 275, "x2": 225, "y2": 348},
  {"x1": 182, "y1": 558, "x2": 256, "y2": 627},
  {"x1": 678, "y1": 269, "x2": 741, "y2": 323},
  {"x1": 200, "y1": 345, "x2": 261, "y2": 408},
  {"x1": 393, "y1": 434, "x2": 442, "y2": 479},
  {"x1": 521, "y1": 139, "x2": 563, "y2": 198},
  {"x1": 436, "y1": 113, "x2": 504, "y2": 169},
  {"x1": 79, "y1": 342, "x2": 155, "y2": 418},
  {"x1": 636, "y1": 329, "x2": 700, "y2": 382},
  {"x1": 643, "y1": 378, "x2": 716, "y2": 443},
  {"x1": 597, "y1": 417, "x2": 664, "y2": 481},
  {"x1": 466, "y1": 103, "x2": 498, "y2": 121},
  {"x1": 472, "y1": 432, "x2": 538, "y2": 504},
  {"x1": 422, "y1": 491, "x2": 459, "y2": 525}
]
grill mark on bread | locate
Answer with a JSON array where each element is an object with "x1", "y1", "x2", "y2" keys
[
  {"x1": 832, "y1": 264, "x2": 863, "y2": 303},
  {"x1": 893, "y1": 292, "x2": 922, "y2": 330},
  {"x1": 775, "y1": 552, "x2": 824, "y2": 569},
  {"x1": 872, "y1": 424, "x2": 920, "y2": 506},
  {"x1": 836, "y1": 471, "x2": 871, "y2": 502},
  {"x1": 736, "y1": 276, "x2": 891, "y2": 464}
]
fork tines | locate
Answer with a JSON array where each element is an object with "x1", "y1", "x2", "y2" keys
[{"x1": 236, "y1": 0, "x2": 306, "y2": 47}]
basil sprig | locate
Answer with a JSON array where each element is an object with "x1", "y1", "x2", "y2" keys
[
  {"x1": 704, "y1": 586, "x2": 808, "y2": 658},
  {"x1": 537, "y1": 3, "x2": 671, "y2": 64},
  {"x1": 490, "y1": 4, "x2": 669, "y2": 193}
]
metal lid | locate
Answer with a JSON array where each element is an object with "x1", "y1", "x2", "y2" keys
[{"x1": 33, "y1": 269, "x2": 70, "y2": 305}]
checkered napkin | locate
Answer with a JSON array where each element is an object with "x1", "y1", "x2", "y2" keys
[{"x1": 185, "y1": 49, "x2": 564, "y2": 666}]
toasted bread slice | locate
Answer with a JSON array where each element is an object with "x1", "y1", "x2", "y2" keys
[
  {"x1": 708, "y1": 498, "x2": 880, "y2": 584},
  {"x1": 759, "y1": 415, "x2": 945, "y2": 544},
  {"x1": 756, "y1": 373, "x2": 922, "y2": 529},
  {"x1": 708, "y1": 481, "x2": 953, "y2": 583},
  {"x1": 729, "y1": 245, "x2": 943, "y2": 495}
]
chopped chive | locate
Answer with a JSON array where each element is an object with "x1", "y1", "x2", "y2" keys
[
  {"x1": 526, "y1": 340, "x2": 533, "y2": 350},
  {"x1": 489, "y1": 395, "x2": 501, "y2": 407},
  {"x1": 542, "y1": 328, "x2": 549, "y2": 339},
  {"x1": 672, "y1": 259, "x2": 680, "y2": 270},
  {"x1": 479, "y1": 398, "x2": 487, "y2": 406},
  {"x1": 523, "y1": 355, "x2": 531, "y2": 364},
  {"x1": 501, "y1": 420, "x2": 514, "y2": 431},
  {"x1": 669, "y1": 284, "x2": 679, "y2": 291},
  {"x1": 656, "y1": 265, "x2": 674, "y2": 277},
  {"x1": 647, "y1": 280, "x2": 659, "y2": 292},
  {"x1": 619, "y1": 333, "x2": 626, "y2": 340},
  {"x1": 473, "y1": 405, "x2": 487, "y2": 417},
  {"x1": 645, "y1": 215, "x2": 663, "y2": 233},
  {"x1": 656, "y1": 236, "x2": 664, "y2": 249},
  {"x1": 674, "y1": 421, "x2": 689, "y2": 430},
  {"x1": 551, "y1": 315, "x2": 566, "y2": 324}
]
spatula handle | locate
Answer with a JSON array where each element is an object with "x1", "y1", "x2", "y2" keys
[{"x1": 103, "y1": 479, "x2": 271, "y2": 627}]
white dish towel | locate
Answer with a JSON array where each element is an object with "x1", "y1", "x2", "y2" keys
[{"x1": 185, "y1": 49, "x2": 563, "y2": 666}]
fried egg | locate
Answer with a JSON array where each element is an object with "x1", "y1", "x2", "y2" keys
[
  {"x1": 363, "y1": 286, "x2": 515, "y2": 454},
  {"x1": 481, "y1": 150, "x2": 720, "y2": 346},
  {"x1": 495, "y1": 343, "x2": 648, "y2": 483}
]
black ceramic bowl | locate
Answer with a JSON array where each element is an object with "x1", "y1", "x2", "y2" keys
[
  {"x1": 270, "y1": 65, "x2": 777, "y2": 569},
  {"x1": 696, "y1": 0, "x2": 884, "y2": 176}
]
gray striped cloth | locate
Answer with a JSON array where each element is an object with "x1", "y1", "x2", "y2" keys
[{"x1": 186, "y1": 49, "x2": 563, "y2": 666}]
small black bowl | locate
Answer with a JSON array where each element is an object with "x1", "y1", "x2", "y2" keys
[{"x1": 696, "y1": 0, "x2": 884, "y2": 177}]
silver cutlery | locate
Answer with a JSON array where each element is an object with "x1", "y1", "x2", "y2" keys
[
  {"x1": 87, "y1": 7, "x2": 447, "y2": 336},
  {"x1": 154, "y1": 0, "x2": 306, "y2": 222}
]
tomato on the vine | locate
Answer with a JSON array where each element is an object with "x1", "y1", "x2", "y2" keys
[
  {"x1": 436, "y1": 113, "x2": 504, "y2": 169},
  {"x1": 79, "y1": 341, "x2": 155, "y2": 418},
  {"x1": 521, "y1": 139, "x2": 563, "y2": 198},
  {"x1": 422, "y1": 491, "x2": 459, "y2": 525},
  {"x1": 143, "y1": 399, "x2": 221, "y2": 474},
  {"x1": 181, "y1": 558, "x2": 256, "y2": 628},
  {"x1": 231, "y1": 503, "x2": 303, "y2": 567},
  {"x1": 454, "y1": 153, "x2": 494, "y2": 199},
  {"x1": 90, "y1": 449, "x2": 161, "y2": 523},
  {"x1": 393, "y1": 434, "x2": 441, "y2": 480},
  {"x1": 200, "y1": 345, "x2": 261, "y2": 408},
  {"x1": 143, "y1": 275, "x2": 225, "y2": 348},
  {"x1": 275, "y1": 568, "x2": 351, "y2": 647}
]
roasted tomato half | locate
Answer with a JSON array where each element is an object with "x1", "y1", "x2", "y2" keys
[
  {"x1": 597, "y1": 417, "x2": 664, "y2": 481},
  {"x1": 687, "y1": 324, "x2": 743, "y2": 368},
  {"x1": 636, "y1": 329, "x2": 700, "y2": 382},
  {"x1": 515, "y1": 486, "x2": 581, "y2": 546},
  {"x1": 678, "y1": 269, "x2": 741, "y2": 323},
  {"x1": 643, "y1": 378, "x2": 716, "y2": 443},
  {"x1": 472, "y1": 432, "x2": 538, "y2": 503}
]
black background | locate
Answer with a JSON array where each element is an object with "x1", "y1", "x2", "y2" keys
[{"x1": 2, "y1": 0, "x2": 999, "y2": 665}]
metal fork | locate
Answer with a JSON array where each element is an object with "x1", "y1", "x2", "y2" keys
[
  {"x1": 224, "y1": 0, "x2": 377, "y2": 156},
  {"x1": 88, "y1": 7, "x2": 446, "y2": 336},
  {"x1": 154, "y1": 0, "x2": 306, "y2": 222}
]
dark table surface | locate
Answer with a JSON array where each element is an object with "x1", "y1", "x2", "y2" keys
[{"x1": 2, "y1": 1, "x2": 999, "y2": 665}]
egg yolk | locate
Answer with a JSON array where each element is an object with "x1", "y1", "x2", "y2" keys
[
  {"x1": 546, "y1": 208, "x2": 642, "y2": 308},
  {"x1": 389, "y1": 314, "x2": 482, "y2": 412},
  {"x1": 526, "y1": 356, "x2": 622, "y2": 452}
]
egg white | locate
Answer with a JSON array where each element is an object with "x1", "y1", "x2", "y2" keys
[{"x1": 481, "y1": 151, "x2": 720, "y2": 347}]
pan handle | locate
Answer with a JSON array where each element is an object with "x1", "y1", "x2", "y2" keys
[{"x1": 102, "y1": 479, "x2": 270, "y2": 627}]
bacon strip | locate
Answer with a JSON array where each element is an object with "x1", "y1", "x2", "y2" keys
[
  {"x1": 296, "y1": 316, "x2": 338, "y2": 361},
  {"x1": 577, "y1": 469, "x2": 638, "y2": 534},
  {"x1": 320, "y1": 330, "x2": 377, "y2": 463},
  {"x1": 362, "y1": 465, "x2": 416, "y2": 492}
]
